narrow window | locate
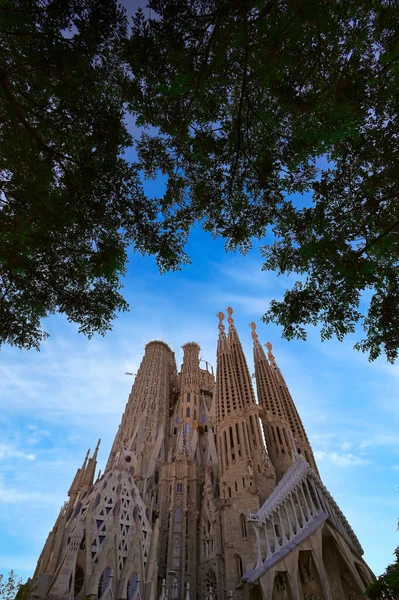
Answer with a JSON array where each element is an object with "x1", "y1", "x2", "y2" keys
[
  {"x1": 223, "y1": 431, "x2": 229, "y2": 467},
  {"x1": 235, "y1": 555, "x2": 243, "y2": 582},
  {"x1": 187, "y1": 393, "x2": 190, "y2": 403},
  {"x1": 186, "y1": 407, "x2": 190, "y2": 418},
  {"x1": 236, "y1": 423, "x2": 241, "y2": 456},
  {"x1": 249, "y1": 415, "x2": 257, "y2": 447},
  {"x1": 240, "y1": 514, "x2": 247, "y2": 539},
  {"x1": 229, "y1": 426, "x2": 234, "y2": 449},
  {"x1": 277, "y1": 426, "x2": 283, "y2": 445},
  {"x1": 174, "y1": 508, "x2": 182, "y2": 532},
  {"x1": 172, "y1": 539, "x2": 180, "y2": 568}
]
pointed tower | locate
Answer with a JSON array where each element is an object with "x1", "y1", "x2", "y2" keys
[
  {"x1": 265, "y1": 341, "x2": 319, "y2": 474},
  {"x1": 250, "y1": 322, "x2": 294, "y2": 481},
  {"x1": 157, "y1": 342, "x2": 204, "y2": 599},
  {"x1": 178, "y1": 342, "x2": 201, "y2": 456},
  {"x1": 215, "y1": 311, "x2": 261, "y2": 597},
  {"x1": 106, "y1": 340, "x2": 178, "y2": 485},
  {"x1": 67, "y1": 448, "x2": 90, "y2": 506},
  {"x1": 226, "y1": 307, "x2": 275, "y2": 501}
]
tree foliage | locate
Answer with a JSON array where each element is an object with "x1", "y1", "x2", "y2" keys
[
  {"x1": 366, "y1": 546, "x2": 399, "y2": 600},
  {"x1": 0, "y1": 570, "x2": 32, "y2": 600},
  {"x1": 0, "y1": 0, "x2": 187, "y2": 350},
  {"x1": 3, "y1": 0, "x2": 399, "y2": 359},
  {"x1": 128, "y1": 0, "x2": 399, "y2": 362}
]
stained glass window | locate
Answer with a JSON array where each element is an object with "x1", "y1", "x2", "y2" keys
[{"x1": 127, "y1": 572, "x2": 138, "y2": 600}]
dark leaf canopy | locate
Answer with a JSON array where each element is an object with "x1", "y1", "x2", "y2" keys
[
  {"x1": 0, "y1": 0, "x2": 188, "y2": 350},
  {"x1": 128, "y1": 0, "x2": 399, "y2": 362}
]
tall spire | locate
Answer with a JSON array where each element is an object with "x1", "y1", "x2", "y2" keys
[
  {"x1": 81, "y1": 439, "x2": 101, "y2": 492},
  {"x1": 265, "y1": 339, "x2": 318, "y2": 475},
  {"x1": 215, "y1": 311, "x2": 243, "y2": 423},
  {"x1": 251, "y1": 323, "x2": 293, "y2": 481},
  {"x1": 106, "y1": 340, "x2": 177, "y2": 474},
  {"x1": 67, "y1": 447, "x2": 90, "y2": 502},
  {"x1": 225, "y1": 308, "x2": 275, "y2": 500},
  {"x1": 226, "y1": 307, "x2": 256, "y2": 408},
  {"x1": 179, "y1": 342, "x2": 201, "y2": 454}
]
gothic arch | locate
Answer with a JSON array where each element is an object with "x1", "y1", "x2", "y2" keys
[
  {"x1": 272, "y1": 571, "x2": 293, "y2": 600},
  {"x1": 297, "y1": 550, "x2": 323, "y2": 600},
  {"x1": 73, "y1": 565, "x2": 85, "y2": 598},
  {"x1": 322, "y1": 528, "x2": 364, "y2": 599},
  {"x1": 203, "y1": 568, "x2": 217, "y2": 598},
  {"x1": 98, "y1": 567, "x2": 112, "y2": 599},
  {"x1": 127, "y1": 572, "x2": 138, "y2": 600},
  {"x1": 234, "y1": 554, "x2": 244, "y2": 585},
  {"x1": 354, "y1": 561, "x2": 372, "y2": 589}
]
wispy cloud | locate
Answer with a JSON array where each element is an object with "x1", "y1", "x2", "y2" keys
[
  {"x1": 314, "y1": 451, "x2": 369, "y2": 466},
  {"x1": 0, "y1": 444, "x2": 35, "y2": 462}
]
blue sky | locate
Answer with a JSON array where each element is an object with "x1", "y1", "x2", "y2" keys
[
  {"x1": 0, "y1": 220, "x2": 398, "y2": 581},
  {"x1": 1, "y1": 0, "x2": 398, "y2": 585}
]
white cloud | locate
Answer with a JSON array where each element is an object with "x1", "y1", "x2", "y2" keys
[
  {"x1": 0, "y1": 444, "x2": 35, "y2": 462},
  {"x1": 340, "y1": 441, "x2": 352, "y2": 451},
  {"x1": 314, "y1": 451, "x2": 368, "y2": 466}
]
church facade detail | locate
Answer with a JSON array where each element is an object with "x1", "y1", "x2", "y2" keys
[{"x1": 32, "y1": 309, "x2": 374, "y2": 599}]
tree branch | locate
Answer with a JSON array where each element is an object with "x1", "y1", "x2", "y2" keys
[
  {"x1": 228, "y1": 15, "x2": 249, "y2": 198},
  {"x1": 184, "y1": 19, "x2": 219, "y2": 120},
  {"x1": 357, "y1": 218, "x2": 399, "y2": 256},
  {"x1": 0, "y1": 71, "x2": 84, "y2": 169}
]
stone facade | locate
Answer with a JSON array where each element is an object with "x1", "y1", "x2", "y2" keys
[{"x1": 32, "y1": 309, "x2": 374, "y2": 600}]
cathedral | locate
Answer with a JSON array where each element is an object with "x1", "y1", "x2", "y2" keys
[{"x1": 32, "y1": 308, "x2": 374, "y2": 600}]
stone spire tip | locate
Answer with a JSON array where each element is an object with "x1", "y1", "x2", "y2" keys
[
  {"x1": 216, "y1": 311, "x2": 225, "y2": 334},
  {"x1": 249, "y1": 322, "x2": 259, "y2": 343},
  {"x1": 265, "y1": 341, "x2": 277, "y2": 366}
]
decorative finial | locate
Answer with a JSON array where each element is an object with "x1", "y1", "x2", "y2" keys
[
  {"x1": 226, "y1": 306, "x2": 234, "y2": 327},
  {"x1": 265, "y1": 341, "x2": 276, "y2": 365},
  {"x1": 96, "y1": 438, "x2": 101, "y2": 450},
  {"x1": 249, "y1": 322, "x2": 258, "y2": 342},
  {"x1": 216, "y1": 311, "x2": 225, "y2": 334}
]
